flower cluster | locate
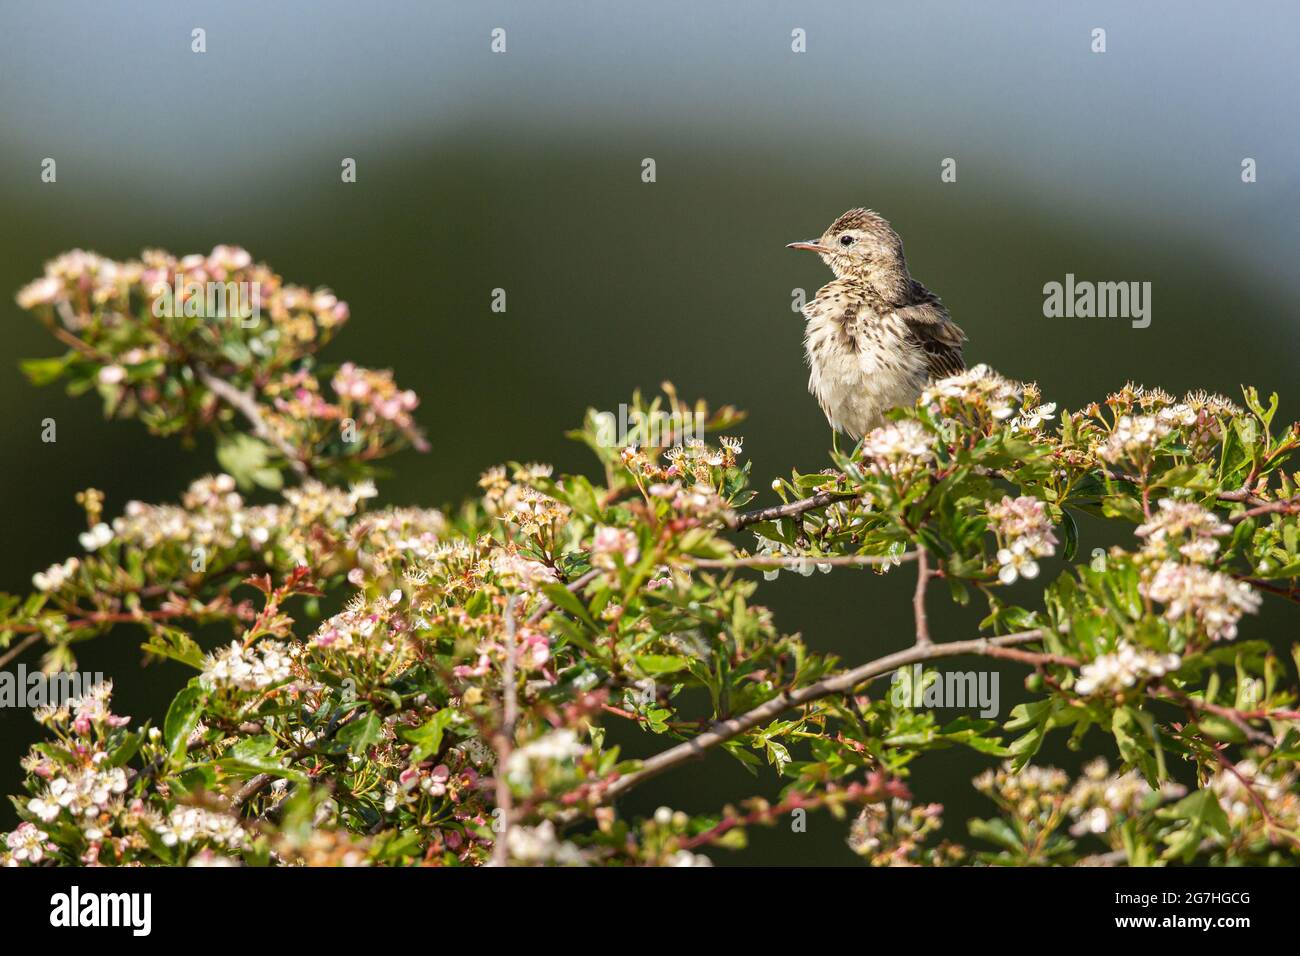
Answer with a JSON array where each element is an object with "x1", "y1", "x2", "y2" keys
[
  {"x1": 591, "y1": 525, "x2": 641, "y2": 572},
  {"x1": 201, "y1": 640, "x2": 295, "y2": 692},
  {"x1": 1091, "y1": 385, "x2": 1242, "y2": 467},
  {"x1": 849, "y1": 799, "x2": 962, "y2": 866},
  {"x1": 1208, "y1": 759, "x2": 1299, "y2": 832},
  {"x1": 921, "y1": 364, "x2": 1021, "y2": 424},
  {"x1": 1141, "y1": 560, "x2": 1261, "y2": 642},
  {"x1": 154, "y1": 807, "x2": 249, "y2": 850},
  {"x1": 1098, "y1": 413, "x2": 1175, "y2": 465},
  {"x1": 987, "y1": 495, "x2": 1057, "y2": 583},
  {"x1": 858, "y1": 419, "x2": 936, "y2": 475},
  {"x1": 1135, "y1": 498, "x2": 1232, "y2": 563},
  {"x1": 32, "y1": 556, "x2": 80, "y2": 593},
  {"x1": 15, "y1": 249, "x2": 424, "y2": 484},
  {"x1": 505, "y1": 729, "x2": 589, "y2": 791},
  {"x1": 1066, "y1": 758, "x2": 1186, "y2": 838},
  {"x1": 1074, "y1": 641, "x2": 1181, "y2": 696}
]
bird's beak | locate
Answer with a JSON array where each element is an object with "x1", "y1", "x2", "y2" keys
[{"x1": 787, "y1": 240, "x2": 829, "y2": 254}]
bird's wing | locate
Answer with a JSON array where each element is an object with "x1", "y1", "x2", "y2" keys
[{"x1": 895, "y1": 283, "x2": 966, "y2": 381}]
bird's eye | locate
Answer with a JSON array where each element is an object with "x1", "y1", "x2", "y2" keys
[{"x1": 839, "y1": 234, "x2": 855, "y2": 247}]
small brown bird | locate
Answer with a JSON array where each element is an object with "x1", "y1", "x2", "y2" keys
[{"x1": 789, "y1": 208, "x2": 965, "y2": 442}]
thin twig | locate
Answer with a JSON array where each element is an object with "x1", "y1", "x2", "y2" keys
[
  {"x1": 688, "y1": 552, "x2": 916, "y2": 571},
  {"x1": 490, "y1": 596, "x2": 520, "y2": 867},
  {"x1": 727, "y1": 490, "x2": 856, "y2": 530},
  {"x1": 228, "y1": 707, "x2": 364, "y2": 811},
  {"x1": 1228, "y1": 495, "x2": 1300, "y2": 524},
  {"x1": 602, "y1": 628, "x2": 1044, "y2": 800},
  {"x1": 0, "y1": 632, "x2": 44, "y2": 670},
  {"x1": 912, "y1": 547, "x2": 931, "y2": 647},
  {"x1": 195, "y1": 366, "x2": 310, "y2": 477}
]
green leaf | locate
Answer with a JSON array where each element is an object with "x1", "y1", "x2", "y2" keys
[
  {"x1": 634, "y1": 654, "x2": 690, "y2": 676},
  {"x1": 1113, "y1": 706, "x2": 1161, "y2": 786},
  {"x1": 216, "y1": 433, "x2": 279, "y2": 491},
  {"x1": 540, "y1": 582, "x2": 598, "y2": 630},
  {"x1": 215, "y1": 734, "x2": 309, "y2": 784},
  {"x1": 142, "y1": 628, "x2": 205, "y2": 669},
  {"x1": 1157, "y1": 789, "x2": 1230, "y2": 862},
  {"x1": 1004, "y1": 699, "x2": 1054, "y2": 769},
  {"x1": 968, "y1": 817, "x2": 1023, "y2": 853},
  {"x1": 401, "y1": 709, "x2": 456, "y2": 764},
  {"x1": 163, "y1": 685, "x2": 205, "y2": 764},
  {"x1": 337, "y1": 711, "x2": 382, "y2": 755},
  {"x1": 1060, "y1": 508, "x2": 1079, "y2": 562},
  {"x1": 21, "y1": 355, "x2": 71, "y2": 386}
]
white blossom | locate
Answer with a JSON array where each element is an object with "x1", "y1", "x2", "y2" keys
[{"x1": 1075, "y1": 642, "x2": 1182, "y2": 696}]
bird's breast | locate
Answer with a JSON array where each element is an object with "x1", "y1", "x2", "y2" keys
[{"x1": 802, "y1": 296, "x2": 928, "y2": 439}]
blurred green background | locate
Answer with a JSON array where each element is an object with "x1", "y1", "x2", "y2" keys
[{"x1": 1, "y1": 1, "x2": 1297, "y2": 864}]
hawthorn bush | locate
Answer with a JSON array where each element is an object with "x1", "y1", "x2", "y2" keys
[{"x1": 3, "y1": 248, "x2": 1298, "y2": 867}]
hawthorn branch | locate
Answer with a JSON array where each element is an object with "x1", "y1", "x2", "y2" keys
[
  {"x1": 727, "y1": 490, "x2": 856, "y2": 530},
  {"x1": 194, "y1": 366, "x2": 310, "y2": 477},
  {"x1": 0, "y1": 633, "x2": 43, "y2": 670},
  {"x1": 1228, "y1": 495, "x2": 1300, "y2": 524},
  {"x1": 912, "y1": 548, "x2": 932, "y2": 647},
  {"x1": 229, "y1": 707, "x2": 364, "y2": 811},
  {"x1": 603, "y1": 628, "x2": 1045, "y2": 800},
  {"x1": 688, "y1": 552, "x2": 916, "y2": 571}
]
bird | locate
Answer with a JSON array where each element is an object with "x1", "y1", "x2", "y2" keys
[{"x1": 788, "y1": 208, "x2": 966, "y2": 444}]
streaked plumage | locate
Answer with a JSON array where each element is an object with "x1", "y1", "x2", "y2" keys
[{"x1": 789, "y1": 208, "x2": 965, "y2": 440}]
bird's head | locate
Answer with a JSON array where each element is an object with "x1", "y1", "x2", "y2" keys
[{"x1": 788, "y1": 208, "x2": 907, "y2": 283}]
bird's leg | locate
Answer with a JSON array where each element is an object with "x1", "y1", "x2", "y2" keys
[{"x1": 831, "y1": 429, "x2": 842, "y2": 458}]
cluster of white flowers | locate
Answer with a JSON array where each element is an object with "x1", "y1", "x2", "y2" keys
[
  {"x1": 591, "y1": 526, "x2": 640, "y2": 571},
  {"x1": 503, "y1": 486, "x2": 571, "y2": 536},
  {"x1": 62, "y1": 475, "x2": 422, "y2": 584},
  {"x1": 32, "y1": 556, "x2": 80, "y2": 592},
  {"x1": 383, "y1": 764, "x2": 452, "y2": 812},
  {"x1": 859, "y1": 420, "x2": 937, "y2": 474},
  {"x1": 922, "y1": 364, "x2": 1022, "y2": 422},
  {"x1": 491, "y1": 550, "x2": 558, "y2": 590},
  {"x1": 67, "y1": 682, "x2": 131, "y2": 733},
  {"x1": 505, "y1": 729, "x2": 588, "y2": 788},
  {"x1": 973, "y1": 763, "x2": 1069, "y2": 803},
  {"x1": 1066, "y1": 758, "x2": 1185, "y2": 838},
  {"x1": 27, "y1": 764, "x2": 129, "y2": 822},
  {"x1": 1135, "y1": 498, "x2": 1232, "y2": 563},
  {"x1": 4, "y1": 822, "x2": 54, "y2": 864},
  {"x1": 1010, "y1": 402, "x2": 1057, "y2": 432},
  {"x1": 987, "y1": 495, "x2": 1058, "y2": 584},
  {"x1": 506, "y1": 820, "x2": 588, "y2": 866},
  {"x1": 186, "y1": 850, "x2": 241, "y2": 867},
  {"x1": 1141, "y1": 560, "x2": 1262, "y2": 642},
  {"x1": 665, "y1": 849, "x2": 714, "y2": 866},
  {"x1": 78, "y1": 522, "x2": 114, "y2": 551},
  {"x1": 311, "y1": 593, "x2": 391, "y2": 652},
  {"x1": 1074, "y1": 641, "x2": 1182, "y2": 696},
  {"x1": 1097, "y1": 414, "x2": 1174, "y2": 464},
  {"x1": 200, "y1": 640, "x2": 294, "y2": 691},
  {"x1": 154, "y1": 806, "x2": 248, "y2": 849}
]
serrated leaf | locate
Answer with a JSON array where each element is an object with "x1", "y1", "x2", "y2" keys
[{"x1": 163, "y1": 685, "x2": 205, "y2": 764}]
